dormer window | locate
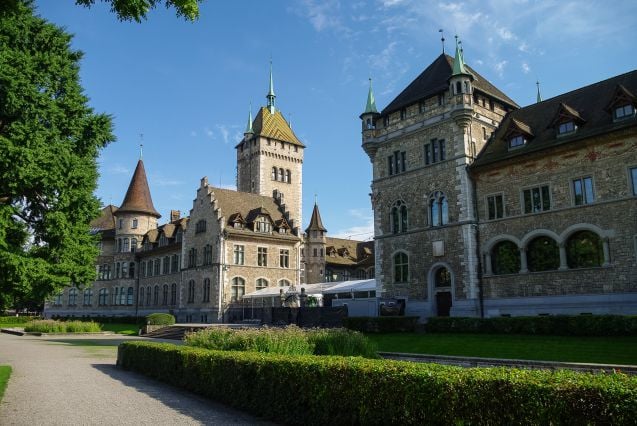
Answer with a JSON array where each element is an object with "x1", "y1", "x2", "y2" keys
[
  {"x1": 254, "y1": 216, "x2": 271, "y2": 233},
  {"x1": 159, "y1": 234, "x2": 167, "y2": 247},
  {"x1": 614, "y1": 104, "x2": 635, "y2": 120},
  {"x1": 509, "y1": 135, "x2": 526, "y2": 149},
  {"x1": 558, "y1": 121, "x2": 576, "y2": 135},
  {"x1": 234, "y1": 222, "x2": 242, "y2": 229}
]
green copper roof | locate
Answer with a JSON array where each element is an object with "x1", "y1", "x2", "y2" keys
[
  {"x1": 363, "y1": 78, "x2": 378, "y2": 114},
  {"x1": 266, "y1": 60, "x2": 276, "y2": 113},
  {"x1": 451, "y1": 36, "x2": 469, "y2": 76},
  {"x1": 245, "y1": 103, "x2": 253, "y2": 134},
  {"x1": 536, "y1": 81, "x2": 543, "y2": 103}
]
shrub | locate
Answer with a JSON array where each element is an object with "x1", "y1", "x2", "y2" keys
[
  {"x1": 145, "y1": 313, "x2": 175, "y2": 326},
  {"x1": 426, "y1": 315, "x2": 637, "y2": 336},
  {"x1": 118, "y1": 341, "x2": 637, "y2": 425},
  {"x1": 185, "y1": 326, "x2": 378, "y2": 358},
  {"x1": 0, "y1": 316, "x2": 39, "y2": 324},
  {"x1": 343, "y1": 316, "x2": 419, "y2": 333},
  {"x1": 24, "y1": 320, "x2": 102, "y2": 333},
  {"x1": 51, "y1": 315, "x2": 141, "y2": 324}
]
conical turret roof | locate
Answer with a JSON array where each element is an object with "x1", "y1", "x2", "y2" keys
[
  {"x1": 118, "y1": 159, "x2": 161, "y2": 218},
  {"x1": 305, "y1": 203, "x2": 327, "y2": 233}
]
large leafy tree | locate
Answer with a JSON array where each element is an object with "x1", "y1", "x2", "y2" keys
[
  {"x1": 75, "y1": 0, "x2": 203, "y2": 22},
  {"x1": 0, "y1": 1, "x2": 115, "y2": 310}
]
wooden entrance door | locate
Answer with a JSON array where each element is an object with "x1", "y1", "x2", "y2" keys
[{"x1": 436, "y1": 291, "x2": 452, "y2": 317}]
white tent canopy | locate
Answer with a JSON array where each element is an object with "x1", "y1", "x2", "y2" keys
[{"x1": 242, "y1": 279, "x2": 376, "y2": 299}]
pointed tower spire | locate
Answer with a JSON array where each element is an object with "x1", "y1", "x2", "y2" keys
[
  {"x1": 244, "y1": 102, "x2": 254, "y2": 135},
  {"x1": 536, "y1": 80, "x2": 542, "y2": 103},
  {"x1": 118, "y1": 159, "x2": 161, "y2": 218},
  {"x1": 266, "y1": 60, "x2": 276, "y2": 114},
  {"x1": 451, "y1": 35, "x2": 468, "y2": 76},
  {"x1": 364, "y1": 78, "x2": 378, "y2": 114},
  {"x1": 305, "y1": 201, "x2": 327, "y2": 233}
]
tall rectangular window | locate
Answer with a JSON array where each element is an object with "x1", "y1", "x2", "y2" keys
[
  {"x1": 487, "y1": 194, "x2": 504, "y2": 220},
  {"x1": 631, "y1": 167, "x2": 637, "y2": 196},
  {"x1": 432, "y1": 141, "x2": 438, "y2": 163},
  {"x1": 573, "y1": 177, "x2": 595, "y2": 205},
  {"x1": 523, "y1": 185, "x2": 551, "y2": 214},
  {"x1": 279, "y1": 249, "x2": 290, "y2": 268},
  {"x1": 233, "y1": 245, "x2": 244, "y2": 265},
  {"x1": 387, "y1": 156, "x2": 394, "y2": 175},
  {"x1": 171, "y1": 255, "x2": 178, "y2": 273},
  {"x1": 424, "y1": 143, "x2": 431, "y2": 165},
  {"x1": 257, "y1": 247, "x2": 268, "y2": 267},
  {"x1": 400, "y1": 151, "x2": 406, "y2": 172},
  {"x1": 388, "y1": 151, "x2": 406, "y2": 175},
  {"x1": 439, "y1": 139, "x2": 446, "y2": 161}
]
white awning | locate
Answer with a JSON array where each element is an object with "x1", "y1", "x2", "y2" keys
[{"x1": 242, "y1": 279, "x2": 376, "y2": 299}]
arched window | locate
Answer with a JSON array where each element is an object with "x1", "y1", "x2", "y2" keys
[
  {"x1": 434, "y1": 267, "x2": 451, "y2": 287},
  {"x1": 527, "y1": 236, "x2": 560, "y2": 272},
  {"x1": 171, "y1": 283, "x2": 177, "y2": 305},
  {"x1": 394, "y1": 252, "x2": 408, "y2": 283},
  {"x1": 390, "y1": 200, "x2": 408, "y2": 233},
  {"x1": 286, "y1": 169, "x2": 291, "y2": 183},
  {"x1": 98, "y1": 288, "x2": 108, "y2": 306},
  {"x1": 272, "y1": 167, "x2": 278, "y2": 181},
  {"x1": 66, "y1": 287, "x2": 76, "y2": 306},
  {"x1": 231, "y1": 277, "x2": 245, "y2": 301},
  {"x1": 83, "y1": 288, "x2": 93, "y2": 306},
  {"x1": 455, "y1": 81, "x2": 462, "y2": 94},
  {"x1": 202, "y1": 278, "x2": 210, "y2": 302},
  {"x1": 566, "y1": 231, "x2": 604, "y2": 268},
  {"x1": 429, "y1": 191, "x2": 449, "y2": 226},
  {"x1": 188, "y1": 280, "x2": 195, "y2": 303},
  {"x1": 139, "y1": 287, "x2": 145, "y2": 307},
  {"x1": 491, "y1": 241, "x2": 520, "y2": 275},
  {"x1": 131, "y1": 238, "x2": 137, "y2": 253},
  {"x1": 127, "y1": 287, "x2": 134, "y2": 305},
  {"x1": 256, "y1": 278, "x2": 269, "y2": 290},
  {"x1": 146, "y1": 286, "x2": 152, "y2": 306},
  {"x1": 162, "y1": 284, "x2": 169, "y2": 305},
  {"x1": 279, "y1": 168, "x2": 285, "y2": 182},
  {"x1": 153, "y1": 285, "x2": 159, "y2": 305},
  {"x1": 279, "y1": 279, "x2": 291, "y2": 287}
]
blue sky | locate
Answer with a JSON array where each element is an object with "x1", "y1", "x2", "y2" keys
[{"x1": 35, "y1": 0, "x2": 637, "y2": 240}]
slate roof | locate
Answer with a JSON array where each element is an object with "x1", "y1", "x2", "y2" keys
[
  {"x1": 209, "y1": 187, "x2": 292, "y2": 231},
  {"x1": 381, "y1": 54, "x2": 518, "y2": 115},
  {"x1": 90, "y1": 205, "x2": 118, "y2": 231},
  {"x1": 249, "y1": 107, "x2": 304, "y2": 147},
  {"x1": 305, "y1": 203, "x2": 327, "y2": 233},
  {"x1": 325, "y1": 237, "x2": 374, "y2": 267},
  {"x1": 118, "y1": 160, "x2": 161, "y2": 218},
  {"x1": 472, "y1": 70, "x2": 637, "y2": 168}
]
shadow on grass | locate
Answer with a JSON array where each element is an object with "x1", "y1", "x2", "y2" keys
[{"x1": 90, "y1": 363, "x2": 274, "y2": 425}]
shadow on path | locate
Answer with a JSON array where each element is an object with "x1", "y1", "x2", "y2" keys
[{"x1": 91, "y1": 363, "x2": 275, "y2": 425}]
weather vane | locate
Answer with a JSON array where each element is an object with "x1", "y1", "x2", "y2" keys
[
  {"x1": 139, "y1": 133, "x2": 144, "y2": 160},
  {"x1": 439, "y1": 29, "x2": 445, "y2": 53}
]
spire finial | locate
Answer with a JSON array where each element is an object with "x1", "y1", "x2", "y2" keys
[
  {"x1": 536, "y1": 80, "x2": 542, "y2": 103},
  {"x1": 314, "y1": 193, "x2": 317, "y2": 205},
  {"x1": 451, "y1": 35, "x2": 468, "y2": 76},
  {"x1": 363, "y1": 77, "x2": 378, "y2": 114},
  {"x1": 245, "y1": 102, "x2": 254, "y2": 134},
  {"x1": 139, "y1": 133, "x2": 144, "y2": 160},
  {"x1": 439, "y1": 29, "x2": 445, "y2": 54},
  {"x1": 267, "y1": 59, "x2": 276, "y2": 114}
]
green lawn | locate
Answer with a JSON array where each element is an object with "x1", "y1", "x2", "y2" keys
[
  {"x1": 367, "y1": 333, "x2": 637, "y2": 365},
  {"x1": 99, "y1": 323, "x2": 139, "y2": 336},
  {"x1": 0, "y1": 365, "x2": 11, "y2": 403}
]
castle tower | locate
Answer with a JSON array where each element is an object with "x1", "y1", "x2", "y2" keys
[
  {"x1": 360, "y1": 78, "x2": 381, "y2": 145},
  {"x1": 304, "y1": 202, "x2": 327, "y2": 284},
  {"x1": 236, "y1": 63, "x2": 304, "y2": 232}
]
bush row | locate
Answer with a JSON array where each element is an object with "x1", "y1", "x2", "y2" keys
[
  {"x1": 0, "y1": 316, "x2": 39, "y2": 324},
  {"x1": 343, "y1": 316, "x2": 419, "y2": 333},
  {"x1": 145, "y1": 313, "x2": 175, "y2": 326},
  {"x1": 50, "y1": 315, "x2": 142, "y2": 324},
  {"x1": 185, "y1": 326, "x2": 378, "y2": 358},
  {"x1": 426, "y1": 315, "x2": 637, "y2": 336},
  {"x1": 118, "y1": 341, "x2": 637, "y2": 425},
  {"x1": 24, "y1": 320, "x2": 102, "y2": 333}
]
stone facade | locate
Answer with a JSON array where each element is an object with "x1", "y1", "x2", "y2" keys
[{"x1": 363, "y1": 46, "x2": 637, "y2": 319}]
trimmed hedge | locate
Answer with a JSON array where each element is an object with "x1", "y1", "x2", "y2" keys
[
  {"x1": 118, "y1": 341, "x2": 637, "y2": 425},
  {"x1": 426, "y1": 315, "x2": 637, "y2": 336},
  {"x1": 51, "y1": 315, "x2": 142, "y2": 324},
  {"x1": 24, "y1": 320, "x2": 102, "y2": 333},
  {"x1": 343, "y1": 316, "x2": 419, "y2": 333},
  {"x1": 0, "y1": 316, "x2": 39, "y2": 324},
  {"x1": 145, "y1": 313, "x2": 175, "y2": 326}
]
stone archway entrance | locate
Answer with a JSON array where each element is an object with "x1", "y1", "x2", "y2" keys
[{"x1": 434, "y1": 267, "x2": 452, "y2": 317}]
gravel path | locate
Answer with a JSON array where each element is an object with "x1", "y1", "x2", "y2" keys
[{"x1": 0, "y1": 333, "x2": 274, "y2": 425}]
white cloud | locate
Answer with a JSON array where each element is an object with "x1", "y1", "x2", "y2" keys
[
  {"x1": 521, "y1": 62, "x2": 530, "y2": 74},
  {"x1": 331, "y1": 208, "x2": 374, "y2": 240},
  {"x1": 204, "y1": 127, "x2": 214, "y2": 139},
  {"x1": 493, "y1": 60, "x2": 508, "y2": 77},
  {"x1": 154, "y1": 177, "x2": 183, "y2": 187},
  {"x1": 108, "y1": 165, "x2": 130, "y2": 175}
]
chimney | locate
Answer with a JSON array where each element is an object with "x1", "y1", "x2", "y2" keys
[{"x1": 170, "y1": 210, "x2": 181, "y2": 222}]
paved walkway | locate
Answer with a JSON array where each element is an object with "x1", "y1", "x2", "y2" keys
[{"x1": 0, "y1": 333, "x2": 274, "y2": 425}]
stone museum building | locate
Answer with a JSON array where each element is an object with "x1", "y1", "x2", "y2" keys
[{"x1": 361, "y1": 38, "x2": 637, "y2": 318}]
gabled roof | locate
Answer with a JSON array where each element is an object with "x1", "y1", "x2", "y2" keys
[
  {"x1": 473, "y1": 70, "x2": 637, "y2": 168},
  {"x1": 381, "y1": 53, "x2": 518, "y2": 115},
  {"x1": 247, "y1": 107, "x2": 304, "y2": 147},
  {"x1": 209, "y1": 187, "x2": 291, "y2": 230},
  {"x1": 324, "y1": 237, "x2": 374, "y2": 267},
  {"x1": 117, "y1": 160, "x2": 161, "y2": 218},
  {"x1": 90, "y1": 205, "x2": 118, "y2": 231},
  {"x1": 305, "y1": 203, "x2": 327, "y2": 233}
]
